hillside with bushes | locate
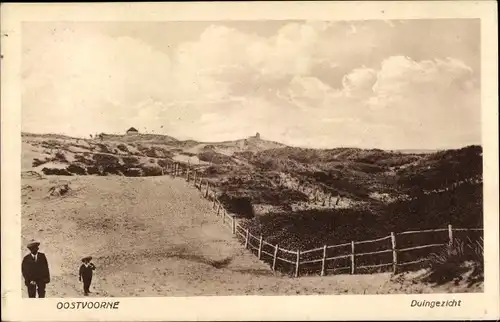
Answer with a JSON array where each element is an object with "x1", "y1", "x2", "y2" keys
[{"x1": 22, "y1": 132, "x2": 483, "y2": 256}]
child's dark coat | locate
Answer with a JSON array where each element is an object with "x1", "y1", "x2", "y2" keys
[{"x1": 79, "y1": 263, "x2": 96, "y2": 295}]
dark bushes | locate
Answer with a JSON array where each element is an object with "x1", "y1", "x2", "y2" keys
[
  {"x1": 67, "y1": 163, "x2": 87, "y2": 175},
  {"x1": 218, "y1": 194, "x2": 255, "y2": 219},
  {"x1": 122, "y1": 156, "x2": 140, "y2": 167},
  {"x1": 117, "y1": 144, "x2": 129, "y2": 152},
  {"x1": 157, "y1": 158, "x2": 173, "y2": 168},
  {"x1": 41, "y1": 167, "x2": 72, "y2": 176},
  {"x1": 96, "y1": 143, "x2": 112, "y2": 154},
  {"x1": 93, "y1": 153, "x2": 120, "y2": 166},
  {"x1": 424, "y1": 238, "x2": 484, "y2": 286},
  {"x1": 87, "y1": 166, "x2": 100, "y2": 175},
  {"x1": 198, "y1": 151, "x2": 233, "y2": 164},
  {"x1": 142, "y1": 165, "x2": 163, "y2": 176},
  {"x1": 32, "y1": 158, "x2": 48, "y2": 167},
  {"x1": 54, "y1": 151, "x2": 68, "y2": 162}
]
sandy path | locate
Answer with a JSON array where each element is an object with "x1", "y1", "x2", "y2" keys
[{"x1": 21, "y1": 175, "x2": 480, "y2": 297}]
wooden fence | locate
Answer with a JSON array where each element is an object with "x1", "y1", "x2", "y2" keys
[{"x1": 162, "y1": 161, "x2": 484, "y2": 277}]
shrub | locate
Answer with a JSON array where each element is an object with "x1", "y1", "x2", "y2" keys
[
  {"x1": 32, "y1": 158, "x2": 48, "y2": 167},
  {"x1": 87, "y1": 166, "x2": 100, "y2": 175},
  {"x1": 137, "y1": 146, "x2": 159, "y2": 158},
  {"x1": 102, "y1": 164, "x2": 125, "y2": 176},
  {"x1": 157, "y1": 158, "x2": 173, "y2": 168},
  {"x1": 96, "y1": 143, "x2": 112, "y2": 154},
  {"x1": 198, "y1": 151, "x2": 232, "y2": 164},
  {"x1": 142, "y1": 165, "x2": 163, "y2": 176},
  {"x1": 93, "y1": 153, "x2": 120, "y2": 166},
  {"x1": 54, "y1": 151, "x2": 68, "y2": 163},
  {"x1": 424, "y1": 238, "x2": 484, "y2": 285},
  {"x1": 41, "y1": 167, "x2": 72, "y2": 176},
  {"x1": 218, "y1": 194, "x2": 255, "y2": 219},
  {"x1": 122, "y1": 156, "x2": 140, "y2": 166},
  {"x1": 116, "y1": 144, "x2": 129, "y2": 152},
  {"x1": 67, "y1": 163, "x2": 87, "y2": 175}
]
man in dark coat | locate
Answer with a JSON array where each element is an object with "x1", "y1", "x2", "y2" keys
[
  {"x1": 21, "y1": 241, "x2": 50, "y2": 298},
  {"x1": 79, "y1": 256, "x2": 96, "y2": 296}
]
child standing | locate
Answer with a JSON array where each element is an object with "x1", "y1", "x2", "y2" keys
[{"x1": 79, "y1": 256, "x2": 96, "y2": 296}]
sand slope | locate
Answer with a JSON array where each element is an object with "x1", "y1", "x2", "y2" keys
[{"x1": 21, "y1": 175, "x2": 482, "y2": 297}]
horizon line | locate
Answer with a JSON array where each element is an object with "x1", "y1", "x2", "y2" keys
[{"x1": 20, "y1": 130, "x2": 482, "y2": 152}]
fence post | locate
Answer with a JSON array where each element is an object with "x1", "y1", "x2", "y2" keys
[
  {"x1": 193, "y1": 171, "x2": 197, "y2": 186},
  {"x1": 272, "y1": 244, "x2": 278, "y2": 271},
  {"x1": 391, "y1": 232, "x2": 398, "y2": 274},
  {"x1": 245, "y1": 229, "x2": 249, "y2": 249},
  {"x1": 321, "y1": 245, "x2": 327, "y2": 276},
  {"x1": 231, "y1": 215, "x2": 236, "y2": 234},
  {"x1": 213, "y1": 195, "x2": 216, "y2": 209},
  {"x1": 205, "y1": 182, "x2": 209, "y2": 198},
  {"x1": 448, "y1": 224, "x2": 453, "y2": 245},
  {"x1": 217, "y1": 202, "x2": 221, "y2": 216},
  {"x1": 258, "y1": 236, "x2": 263, "y2": 259},
  {"x1": 186, "y1": 168, "x2": 190, "y2": 182},
  {"x1": 295, "y1": 250, "x2": 300, "y2": 278},
  {"x1": 350, "y1": 241, "x2": 355, "y2": 275}
]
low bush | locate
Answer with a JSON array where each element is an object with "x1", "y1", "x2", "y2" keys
[
  {"x1": 424, "y1": 237, "x2": 484, "y2": 285},
  {"x1": 54, "y1": 151, "x2": 68, "y2": 163},
  {"x1": 198, "y1": 151, "x2": 233, "y2": 164},
  {"x1": 116, "y1": 144, "x2": 129, "y2": 152},
  {"x1": 67, "y1": 163, "x2": 87, "y2": 175},
  {"x1": 93, "y1": 153, "x2": 120, "y2": 166},
  {"x1": 142, "y1": 165, "x2": 163, "y2": 176},
  {"x1": 157, "y1": 158, "x2": 173, "y2": 168},
  {"x1": 74, "y1": 154, "x2": 94, "y2": 166},
  {"x1": 32, "y1": 158, "x2": 48, "y2": 167},
  {"x1": 41, "y1": 167, "x2": 72, "y2": 176},
  {"x1": 218, "y1": 194, "x2": 255, "y2": 219},
  {"x1": 87, "y1": 166, "x2": 100, "y2": 175},
  {"x1": 96, "y1": 143, "x2": 112, "y2": 154},
  {"x1": 122, "y1": 156, "x2": 140, "y2": 166}
]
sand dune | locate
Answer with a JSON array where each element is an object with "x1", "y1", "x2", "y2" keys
[{"x1": 21, "y1": 175, "x2": 481, "y2": 297}]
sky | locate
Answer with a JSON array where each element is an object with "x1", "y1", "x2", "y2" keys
[{"x1": 22, "y1": 19, "x2": 481, "y2": 149}]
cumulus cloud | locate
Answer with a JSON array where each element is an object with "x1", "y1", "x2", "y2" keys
[{"x1": 22, "y1": 20, "x2": 480, "y2": 149}]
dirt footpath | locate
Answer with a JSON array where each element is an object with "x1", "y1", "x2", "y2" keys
[{"x1": 21, "y1": 175, "x2": 481, "y2": 297}]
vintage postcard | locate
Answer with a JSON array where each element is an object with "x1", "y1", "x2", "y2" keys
[{"x1": 1, "y1": 1, "x2": 499, "y2": 321}]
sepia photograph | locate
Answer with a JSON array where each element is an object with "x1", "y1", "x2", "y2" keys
[
  {"x1": 19, "y1": 17, "x2": 485, "y2": 297},
  {"x1": 2, "y1": 1, "x2": 499, "y2": 321}
]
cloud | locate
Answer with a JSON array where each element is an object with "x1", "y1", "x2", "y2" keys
[
  {"x1": 273, "y1": 55, "x2": 479, "y2": 149},
  {"x1": 22, "y1": 26, "x2": 173, "y2": 136},
  {"x1": 22, "y1": 21, "x2": 480, "y2": 149}
]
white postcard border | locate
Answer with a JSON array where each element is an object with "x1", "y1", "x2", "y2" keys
[{"x1": 1, "y1": 1, "x2": 498, "y2": 321}]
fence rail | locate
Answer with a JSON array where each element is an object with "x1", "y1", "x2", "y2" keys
[{"x1": 162, "y1": 161, "x2": 483, "y2": 277}]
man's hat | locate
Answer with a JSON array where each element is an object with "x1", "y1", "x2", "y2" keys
[
  {"x1": 81, "y1": 256, "x2": 92, "y2": 262},
  {"x1": 27, "y1": 240, "x2": 40, "y2": 249}
]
